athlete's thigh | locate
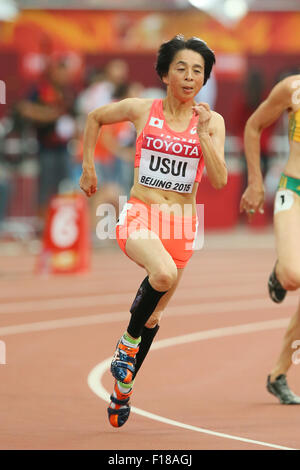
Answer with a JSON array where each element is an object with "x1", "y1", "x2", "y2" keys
[
  {"x1": 274, "y1": 190, "x2": 300, "y2": 268},
  {"x1": 125, "y1": 229, "x2": 176, "y2": 274}
]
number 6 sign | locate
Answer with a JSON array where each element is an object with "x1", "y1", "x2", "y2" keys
[
  {"x1": 37, "y1": 193, "x2": 90, "y2": 274},
  {"x1": 51, "y1": 206, "x2": 79, "y2": 248}
]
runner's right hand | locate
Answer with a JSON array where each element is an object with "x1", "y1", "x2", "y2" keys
[
  {"x1": 79, "y1": 167, "x2": 98, "y2": 198},
  {"x1": 240, "y1": 183, "x2": 265, "y2": 221}
]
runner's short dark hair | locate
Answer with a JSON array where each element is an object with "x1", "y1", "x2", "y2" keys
[{"x1": 155, "y1": 35, "x2": 215, "y2": 86}]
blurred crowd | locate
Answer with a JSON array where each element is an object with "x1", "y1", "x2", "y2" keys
[
  {"x1": 0, "y1": 56, "x2": 294, "y2": 243},
  {"x1": 0, "y1": 57, "x2": 165, "y2": 242}
]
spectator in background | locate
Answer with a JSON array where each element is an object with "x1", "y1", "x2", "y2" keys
[
  {"x1": 235, "y1": 68, "x2": 275, "y2": 177},
  {"x1": 245, "y1": 69, "x2": 272, "y2": 177},
  {"x1": 112, "y1": 82, "x2": 143, "y2": 200},
  {"x1": 0, "y1": 170, "x2": 10, "y2": 231},
  {"x1": 17, "y1": 58, "x2": 76, "y2": 224},
  {"x1": 195, "y1": 69, "x2": 217, "y2": 109},
  {"x1": 74, "y1": 60, "x2": 130, "y2": 244},
  {"x1": 74, "y1": 81, "x2": 143, "y2": 244},
  {"x1": 75, "y1": 67, "x2": 106, "y2": 126},
  {"x1": 76, "y1": 59, "x2": 129, "y2": 117}
]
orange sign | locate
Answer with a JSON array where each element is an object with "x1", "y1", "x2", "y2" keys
[{"x1": 37, "y1": 193, "x2": 91, "y2": 274}]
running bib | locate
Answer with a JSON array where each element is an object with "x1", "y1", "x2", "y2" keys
[
  {"x1": 138, "y1": 135, "x2": 201, "y2": 194},
  {"x1": 274, "y1": 189, "x2": 295, "y2": 214}
]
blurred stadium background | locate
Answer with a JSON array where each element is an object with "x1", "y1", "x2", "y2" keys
[
  {"x1": 2, "y1": 2, "x2": 300, "y2": 450},
  {"x1": 0, "y1": 0, "x2": 299, "y2": 260}
]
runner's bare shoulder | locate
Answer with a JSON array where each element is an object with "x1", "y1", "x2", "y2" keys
[{"x1": 126, "y1": 98, "x2": 155, "y2": 121}]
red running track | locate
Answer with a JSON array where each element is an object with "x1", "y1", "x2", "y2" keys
[{"x1": 0, "y1": 234, "x2": 299, "y2": 450}]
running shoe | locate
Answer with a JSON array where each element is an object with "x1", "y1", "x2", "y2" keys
[
  {"x1": 268, "y1": 263, "x2": 287, "y2": 303},
  {"x1": 110, "y1": 336, "x2": 139, "y2": 384},
  {"x1": 267, "y1": 374, "x2": 300, "y2": 404},
  {"x1": 107, "y1": 381, "x2": 133, "y2": 427}
]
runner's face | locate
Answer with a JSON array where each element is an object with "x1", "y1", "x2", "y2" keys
[{"x1": 163, "y1": 49, "x2": 205, "y2": 101}]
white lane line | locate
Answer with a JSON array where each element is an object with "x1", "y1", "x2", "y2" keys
[
  {"x1": 0, "y1": 270, "x2": 272, "y2": 311},
  {"x1": 0, "y1": 288, "x2": 297, "y2": 315},
  {"x1": 0, "y1": 296, "x2": 294, "y2": 336},
  {"x1": 0, "y1": 281, "x2": 264, "y2": 314},
  {"x1": 0, "y1": 294, "x2": 132, "y2": 314},
  {"x1": 0, "y1": 294, "x2": 295, "y2": 448},
  {"x1": 88, "y1": 319, "x2": 297, "y2": 451},
  {"x1": 0, "y1": 312, "x2": 128, "y2": 336}
]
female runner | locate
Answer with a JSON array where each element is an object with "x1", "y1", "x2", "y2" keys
[
  {"x1": 240, "y1": 74, "x2": 300, "y2": 404},
  {"x1": 80, "y1": 35, "x2": 227, "y2": 426}
]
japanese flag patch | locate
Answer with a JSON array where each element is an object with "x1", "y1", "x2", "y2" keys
[{"x1": 149, "y1": 117, "x2": 164, "y2": 129}]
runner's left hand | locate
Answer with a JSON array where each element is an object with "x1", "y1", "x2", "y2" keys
[{"x1": 192, "y1": 102, "x2": 212, "y2": 136}]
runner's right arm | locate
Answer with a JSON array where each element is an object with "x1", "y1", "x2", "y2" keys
[
  {"x1": 240, "y1": 79, "x2": 292, "y2": 217},
  {"x1": 80, "y1": 98, "x2": 144, "y2": 197}
]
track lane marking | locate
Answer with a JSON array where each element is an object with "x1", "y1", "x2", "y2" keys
[
  {"x1": 0, "y1": 292, "x2": 297, "y2": 317},
  {"x1": 0, "y1": 302, "x2": 293, "y2": 336},
  {"x1": 88, "y1": 320, "x2": 298, "y2": 451},
  {"x1": 0, "y1": 297, "x2": 296, "y2": 448},
  {"x1": 0, "y1": 280, "x2": 270, "y2": 314}
]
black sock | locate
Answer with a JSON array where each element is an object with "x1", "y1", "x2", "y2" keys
[
  {"x1": 127, "y1": 276, "x2": 167, "y2": 338},
  {"x1": 133, "y1": 324, "x2": 160, "y2": 379}
]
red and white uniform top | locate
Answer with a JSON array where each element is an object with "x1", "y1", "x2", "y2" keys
[{"x1": 135, "y1": 99, "x2": 205, "y2": 194}]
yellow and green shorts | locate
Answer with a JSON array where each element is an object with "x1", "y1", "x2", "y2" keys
[
  {"x1": 274, "y1": 173, "x2": 300, "y2": 214},
  {"x1": 278, "y1": 173, "x2": 300, "y2": 197}
]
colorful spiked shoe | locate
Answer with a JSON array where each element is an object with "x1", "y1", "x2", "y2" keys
[{"x1": 107, "y1": 381, "x2": 133, "y2": 427}]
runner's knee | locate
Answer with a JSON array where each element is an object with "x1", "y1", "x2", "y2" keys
[
  {"x1": 149, "y1": 265, "x2": 177, "y2": 291},
  {"x1": 280, "y1": 265, "x2": 300, "y2": 290}
]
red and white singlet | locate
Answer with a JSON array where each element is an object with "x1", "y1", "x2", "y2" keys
[{"x1": 135, "y1": 99, "x2": 205, "y2": 194}]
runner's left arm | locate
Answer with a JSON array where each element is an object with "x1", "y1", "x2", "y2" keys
[{"x1": 194, "y1": 103, "x2": 227, "y2": 189}]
